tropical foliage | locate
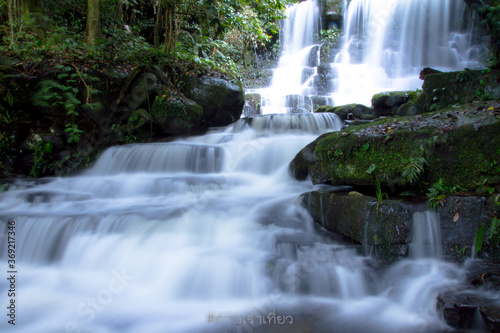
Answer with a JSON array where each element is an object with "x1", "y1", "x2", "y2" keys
[{"x1": 0, "y1": 0, "x2": 287, "y2": 75}]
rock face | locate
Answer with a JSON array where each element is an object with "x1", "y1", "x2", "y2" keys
[
  {"x1": 301, "y1": 192, "x2": 498, "y2": 263},
  {"x1": 398, "y1": 68, "x2": 500, "y2": 116},
  {"x1": 437, "y1": 289, "x2": 500, "y2": 332},
  {"x1": 185, "y1": 76, "x2": 244, "y2": 127},
  {"x1": 301, "y1": 191, "x2": 411, "y2": 263},
  {"x1": 290, "y1": 106, "x2": 500, "y2": 193},
  {"x1": 439, "y1": 196, "x2": 486, "y2": 259}
]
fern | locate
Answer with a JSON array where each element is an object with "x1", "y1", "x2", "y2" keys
[
  {"x1": 475, "y1": 222, "x2": 487, "y2": 254},
  {"x1": 402, "y1": 157, "x2": 427, "y2": 184}
]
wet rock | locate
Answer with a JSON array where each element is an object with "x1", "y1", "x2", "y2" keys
[
  {"x1": 371, "y1": 91, "x2": 409, "y2": 116},
  {"x1": 439, "y1": 196, "x2": 486, "y2": 261},
  {"x1": 311, "y1": 96, "x2": 334, "y2": 110},
  {"x1": 437, "y1": 289, "x2": 499, "y2": 330},
  {"x1": 480, "y1": 304, "x2": 500, "y2": 332},
  {"x1": 284, "y1": 95, "x2": 313, "y2": 113},
  {"x1": 243, "y1": 93, "x2": 262, "y2": 117},
  {"x1": 308, "y1": 45, "x2": 320, "y2": 67},
  {"x1": 300, "y1": 191, "x2": 410, "y2": 263},
  {"x1": 467, "y1": 260, "x2": 500, "y2": 291}
]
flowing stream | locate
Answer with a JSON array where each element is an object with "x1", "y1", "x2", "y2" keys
[
  {"x1": 0, "y1": 0, "x2": 492, "y2": 332},
  {"x1": 0, "y1": 113, "x2": 470, "y2": 333}
]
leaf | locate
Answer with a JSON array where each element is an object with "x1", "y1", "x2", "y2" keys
[
  {"x1": 366, "y1": 164, "x2": 376, "y2": 175},
  {"x1": 453, "y1": 212, "x2": 459, "y2": 223}
]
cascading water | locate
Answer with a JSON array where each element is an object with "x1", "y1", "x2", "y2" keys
[
  {"x1": 333, "y1": 0, "x2": 487, "y2": 104},
  {"x1": 257, "y1": 0, "x2": 323, "y2": 114},
  {"x1": 0, "y1": 112, "x2": 476, "y2": 333},
  {"x1": 331, "y1": 0, "x2": 488, "y2": 106}
]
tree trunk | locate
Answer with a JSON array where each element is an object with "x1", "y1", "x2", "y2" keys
[
  {"x1": 163, "y1": 2, "x2": 175, "y2": 55},
  {"x1": 86, "y1": 0, "x2": 100, "y2": 46},
  {"x1": 153, "y1": 1, "x2": 163, "y2": 48},
  {"x1": 7, "y1": 0, "x2": 15, "y2": 46}
]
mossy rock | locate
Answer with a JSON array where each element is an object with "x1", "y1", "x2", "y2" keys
[
  {"x1": 314, "y1": 105, "x2": 336, "y2": 113},
  {"x1": 372, "y1": 91, "x2": 410, "y2": 116},
  {"x1": 398, "y1": 69, "x2": 500, "y2": 116},
  {"x1": 185, "y1": 76, "x2": 244, "y2": 127},
  {"x1": 301, "y1": 191, "x2": 410, "y2": 263},
  {"x1": 290, "y1": 110, "x2": 500, "y2": 194},
  {"x1": 397, "y1": 91, "x2": 429, "y2": 116},
  {"x1": 330, "y1": 103, "x2": 374, "y2": 120},
  {"x1": 152, "y1": 96, "x2": 203, "y2": 135}
]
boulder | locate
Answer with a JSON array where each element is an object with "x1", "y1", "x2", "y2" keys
[
  {"x1": 437, "y1": 289, "x2": 500, "y2": 331},
  {"x1": 325, "y1": 103, "x2": 374, "y2": 121},
  {"x1": 289, "y1": 109, "x2": 500, "y2": 193},
  {"x1": 398, "y1": 68, "x2": 500, "y2": 116},
  {"x1": 151, "y1": 96, "x2": 203, "y2": 135},
  {"x1": 371, "y1": 91, "x2": 409, "y2": 116},
  {"x1": 300, "y1": 191, "x2": 410, "y2": 263},
  {"x1": 185, "y1": 76, "x2": 244, "y2": 127}
]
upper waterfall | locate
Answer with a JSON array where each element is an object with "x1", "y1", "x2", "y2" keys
[
  {"x1": 331, "y1": 0, "x2": 488, "y2": 106},
  {"x1": 257, "y1": 0, "x2": 322, "y2": 114}
]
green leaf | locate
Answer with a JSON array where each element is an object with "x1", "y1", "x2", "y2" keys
[{"x1": 366, "y1": 164, "x2": 376, "y2": 175}]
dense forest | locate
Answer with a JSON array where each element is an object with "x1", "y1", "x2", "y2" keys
[{"x1": 0, "y1": 0, "x2": 287, "y2": 75}]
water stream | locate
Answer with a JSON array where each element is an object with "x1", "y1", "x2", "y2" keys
[{"x1": 0, "y1": 113, "x2": 473, "y2": 333}]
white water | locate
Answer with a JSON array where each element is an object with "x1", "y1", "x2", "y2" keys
[
  {"x1": 410, "y1": 211, "x2": 443, "y2": 259},
  {"x1": 0, "y1": 113, "x2": 471, "y2": 333},
  {"x1": 332, "y1": 0, "x2": 488, "y2": 106},
  {"x1": 257, "y1": 0, "x2": 321, "y2": 114}
]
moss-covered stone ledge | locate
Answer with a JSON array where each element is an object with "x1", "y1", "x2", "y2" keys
[
  {"x1": 290, "y1": 102, "x2": 500, "y2": 194},
  {"x1": 301, "y1": 191, "x2": 411, "y2": 263},
  {"x1": 300, "y1": 191, "x2": 498, "y2": 263}
]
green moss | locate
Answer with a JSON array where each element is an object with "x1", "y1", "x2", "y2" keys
[
  {"x1": 314, "y1": 105, "x2": 335, "y2": 113},
  {"x1": 312, "y1": 120, "x2": 500, "y2": 193}
]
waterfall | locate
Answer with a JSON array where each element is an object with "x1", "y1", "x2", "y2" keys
[
  {"x1": 331, "y1": 0, "x2": 488, "y2": 106},
  {"x1": 410, "y1": 211, "x2": 443, "y2": 259},
  {"x1": 0, "y1": 2, "x2": 489, "y2": 331}
]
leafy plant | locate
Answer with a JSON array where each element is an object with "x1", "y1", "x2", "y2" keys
[
  {"x1": 401, "y1": 157, "x2": 427, "y2": 185},
  {"x1": 474, "y1": 217, "x2": 500, "y2": 255},
  {"x1": 27, "y1": 134, "x2": 53, "y2": 178},
  {"x1": 366, "y1": 163, "x2": 388, "y2": 207},
  {"x1": 64, "y1": 124, "x2": 83, "y2": 144},
  {"x1": 427, "y1": 178, "x2": 462, "y2": 210}
]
